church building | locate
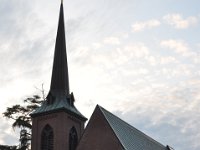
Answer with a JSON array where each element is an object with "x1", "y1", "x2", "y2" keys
[{"x1": 30, "y1": 1, "x2": 173, "y2": 150}]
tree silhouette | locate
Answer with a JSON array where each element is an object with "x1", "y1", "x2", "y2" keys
[{"x1": 2, "y1": 95, "x2": 43, "y2": 150}]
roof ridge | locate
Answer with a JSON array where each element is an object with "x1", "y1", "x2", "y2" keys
[
  {"x1": 98, "y1": 105, "x2": 165, "y2": 149},
  {"x1": 97, "y1": 105, "x2": 127, "y2": 149}
]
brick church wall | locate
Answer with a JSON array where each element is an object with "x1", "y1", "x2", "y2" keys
[
  {"x1": 31, "y1": 111, "x2": 84, "y2": 150},
  {"x1": 76, "y1": 107, "x2": 123, "y2": 150}
]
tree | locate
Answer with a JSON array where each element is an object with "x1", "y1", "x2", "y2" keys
[
  {"x1": 2, "y1": 95, "x2": 43, "y2": 150},
  {"x1": 0, "y1": 145, "x2": 17, "y2": 150}
]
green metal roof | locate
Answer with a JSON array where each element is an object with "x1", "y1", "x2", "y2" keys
[
  {"x1": 30, "y1": 92, "x2": 87, "y2": 121},
  {"x1": 99, "y1": 105, "x2": 168, "y2": 150}
]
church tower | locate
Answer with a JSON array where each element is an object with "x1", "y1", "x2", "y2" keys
[{"x1": 30, "y1": 2, "x2": 87, "y2": 150}]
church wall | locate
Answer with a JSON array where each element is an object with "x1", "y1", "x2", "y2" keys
[
  {"x1": 31, "y1": 111, "x2": 84, "y2": 150},
  {"x1": 76, "y1": 106, "x2": 124, "y2": 150}
]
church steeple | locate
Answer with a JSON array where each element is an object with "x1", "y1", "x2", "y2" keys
[
  {"x1": 31, "y1": 1, "x2": 87, "y2": 121},
  {"x1": 50, "y1": 1, "x2": 69, "y2": 95},
  {"x1": 31, "y1": 3, "x2": 87, "y2": 150}
]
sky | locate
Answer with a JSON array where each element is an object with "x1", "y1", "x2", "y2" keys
[{"x1": 0, "y1": 0, "x2": 200, "y2": 149}]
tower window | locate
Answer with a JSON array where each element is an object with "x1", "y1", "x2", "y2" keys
[
  {"x1": 69, "y1": 127, "x2": 78, "y2": 150},
  {"x1": 41, "y1": 124, "x2": 54, "y2": 150}
]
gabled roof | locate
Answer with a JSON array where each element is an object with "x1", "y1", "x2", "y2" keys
[{"x1": 98, "y1": 105, "x2": 168, "y2": 150}]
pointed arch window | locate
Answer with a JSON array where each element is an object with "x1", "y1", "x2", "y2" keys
[
  {"x1": 69, "y1": 127, "x2": 78, "y2": 150},
  {"x1": 41, "y1": 124, "x2": 54, "y2": 150}
]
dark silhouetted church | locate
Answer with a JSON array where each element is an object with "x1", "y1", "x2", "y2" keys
[{"x1": 30, "y1": 2, "x2": 174, "y2": 150}]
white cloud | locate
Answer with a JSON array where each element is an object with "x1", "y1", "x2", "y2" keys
[
  {"x1": 132, "y1": 19, "x2": 161, "y2": 32},
  {"x1": 0, "y1": 117, "x2": 19, "y2": 145},
  {"x1": 103, "y1": 36, "x2": 120, "y2": 45},
  {"x1": 161, "y1": 66, "x2": 190, "y2": 78},
  {"x1": 92, "y1": 42, "x2": 102, "y2": 49},
  {"x1": 146, "y1": 56, "x2": 157, "y2": 66},
  {"x1": 160, "y1": 39, "x2": 195, "y2": 57},
  {"x1": 112, "y1": 77, "x2": 200, "y2": 150},
  {"x1": 160, "y1": 39, "x2": 188, "y2": 53},
  {"x1": 163, "y1": 14, "x2": 198, "y2": 29},
  {"x1": 160, "y1": 56, "x2": 178, "y2": 65},
  {"x1": 141, "y1": 55, "x2": 178, "y2": 67},
  {"x1": 137, "y1": 68, "x2": 149, "y2": 75},
  {"x1": 123, "y1": 43, "x2": 149, "y2": 58}
]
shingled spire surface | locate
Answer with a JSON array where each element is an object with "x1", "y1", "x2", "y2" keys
[{"x1": 50, "y1": 2, "x2": 69, "y2": 94}]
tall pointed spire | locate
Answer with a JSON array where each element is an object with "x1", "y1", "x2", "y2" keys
[
  {"x1": 31, "y1": 1, "x2": 87, "y2": 122},
  {"x1": 50, "y1": 2, "x2": 69, "y2": 95}
]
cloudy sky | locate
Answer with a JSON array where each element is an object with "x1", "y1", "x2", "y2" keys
[{"x1": 0, "y1": 0, "x2": 200, "y2": 149}]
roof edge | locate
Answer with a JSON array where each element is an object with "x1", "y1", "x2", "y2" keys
[
  {"x1": 30, "y1": 107, "x2": 87, "y2": 121},
  {"x1": 97, "y1": 104, "x2": 166, "y2": 149}
]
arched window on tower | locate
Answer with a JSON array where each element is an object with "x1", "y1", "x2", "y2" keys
[
  {"x1": 41, "y1": 124, "x2": 54, "y2": 150},
  {"x1": 69, "y1": 127, "x2": 78, "y2": 150}
]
